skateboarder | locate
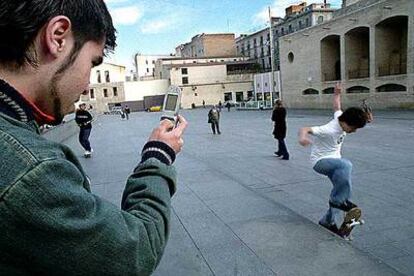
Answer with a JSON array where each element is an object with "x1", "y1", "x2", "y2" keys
[
  {"x1": 75, "y1": 103, "x2": 93, "y2": 157},
  {"x1": 298, "y1": 82, "x2": 368, "y2": 236}
]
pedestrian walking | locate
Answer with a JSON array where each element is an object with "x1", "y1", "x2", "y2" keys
[
  {"x1": 361, "y1": 99, "x2": 373, "y2": 123},
  {"x1": 226, "y1": 101, "x2": 231, "y2": 112},
  {"x1": 208, "y1": 105, "x2": 221, "y2": 134},
  {"x1": 124, "y1": 105, "x2": 130, "y2": 120},
  {"x1": 272, "y1": 99, "x2": 289, "y2": 160},
  {"x1": 298, "y1": 82, "x2": 367, "y2": 235}
]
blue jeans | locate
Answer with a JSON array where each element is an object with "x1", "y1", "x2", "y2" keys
[
  {"x1": 313, "y1": 158, "x2": 353, "y2": 226},
  {"x1": 79, "y1": 127, "x2": 92, "y2": 151}
]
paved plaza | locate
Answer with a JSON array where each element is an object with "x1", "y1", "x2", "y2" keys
[{"x1": 63, "y1": 108, "x2": 414, "y2": 275}]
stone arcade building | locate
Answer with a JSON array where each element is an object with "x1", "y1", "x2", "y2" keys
[{"x1": 279, "y1": 0, "x2": 414, "y2": 109}]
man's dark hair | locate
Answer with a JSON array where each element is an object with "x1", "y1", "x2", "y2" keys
[
  {"x1": 338, "y1": 107, "x2": 367, "y2": 128},
  {"x1": 0, "y1": 0, "x2": 116, "y2": 69}
]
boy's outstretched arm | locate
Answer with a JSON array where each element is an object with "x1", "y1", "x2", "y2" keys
[{"x1": 333, "y1": 82, "x2": 342, "y2": 111}]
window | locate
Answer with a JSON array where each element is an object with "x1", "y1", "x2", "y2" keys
[
  {"x1": 152, "y1": 60, "x2": 155, "y2": 64},
  {"x1": 299, "y1": 21, "x2": 303, "y2": 29},
  {"x1": 260, "y1": 36, "x2": 263, "y2": 45},
  {"x1": 289, "y1": 25, "x2": 292, "y2": 33},
  {"x1": 306, "y1": 18, "x2": 310, "y2": 26},
  {"x1": 288, "y1": 52, "x2": 294, "y2": 63},
  {"x1": 281, "y1": 28, "x2": 285, "y2": 35},
  {"x1": 103, "y1": 88, "x2": 108, "y2": 97},
  {"x1": 347, "y1": 86, "x2": 370, "y2": 94},
  {"x1": 90, "y1": 89, "x2": 95, "y2": 99},
  {"x1": 182, "y1": 77, "x2": 189, "y2": 84},
  {"x1": 224, "y1": 92, "x2": 232, "y2": 101},
  {"x1": 96, "y1": 70, "x2": 101, "y2": 83},
  {"x1": 302, "y1": 88, "x2": 319, "y2": 95},
  {"x1": 113, "y1": 87, "x2": 118, "y2": 97},
  {"x1": 181, "y1": 68, "x2": 188, "y2": 75},
  {"x1": 145, "y1": 60, "x2": 148, "y2": 65},
  {"x1": 318, "y1": 16, "x2": 324, "y2": 24},
  {"x1": 105, "y1": 71, "x2": 110, "y2": 82},
  {"x1": 247, "y1": 91, "x2": 253, "y2": 100},
  {"x1": 376, "y1": 84, "x2": 406, "y2": 92},
  {"x1": 236, "y1": 92, "x2": 244, "y2": 102},
  {"x1": 322, "y1": 87, "x2": 335, "y2": 94},
  {"x1": 146, "y1": 68, "x2": 149, "y2": 73}
]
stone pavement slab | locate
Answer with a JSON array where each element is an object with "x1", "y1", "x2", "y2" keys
[{"x1": 62, "y1": 108, "x2": 413, "y2": 275}]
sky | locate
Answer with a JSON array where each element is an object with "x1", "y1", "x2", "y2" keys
[{"x1": 104, "y1": 0, "x2": 342, "y2": 70}]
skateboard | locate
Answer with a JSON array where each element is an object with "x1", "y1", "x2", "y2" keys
[
  {"x1": 338, "y1": 207, "x2": 364, "y2": 240},
  {"x1": 84, "y1": 152, "x2": 92, "y2": 158}
]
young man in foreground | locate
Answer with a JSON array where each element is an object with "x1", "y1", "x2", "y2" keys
[{"x1": 0, "y1": 1, "x2": 187, "y2": 274}]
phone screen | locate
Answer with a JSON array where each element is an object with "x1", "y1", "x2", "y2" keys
[{"x1": 165, "y1": 94, "x2": 178, "y2": 111}]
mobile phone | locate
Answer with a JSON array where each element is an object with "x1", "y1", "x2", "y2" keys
[{"x1": 160, "y1": 85, "x2": 181, "y2": 125}]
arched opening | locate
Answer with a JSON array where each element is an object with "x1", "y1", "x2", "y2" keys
[
  {"x1": 376, "y1": 16, "x2": 408, "y2": 76},
  {"x1": 321, "y1": 35, "x2": 341, "y2": 81},
  {"x1": 345, "y1": 27, "x2": 370, "y2": 79},
  {"x1": 322, "y1": 87, "x2": 335, "y2": 94},
  {"x1": 346, "y1": 86, "x2": 370, "y2": 94},
  {"x1": 288, "y1": 52, "x2": 294, "y2": 63},
  {"x1": 302, "y1": 88, "x2": 319, "y2": 95},
  {"x1": 376, "y1": 84, "x2": 406, "y2": 92}
]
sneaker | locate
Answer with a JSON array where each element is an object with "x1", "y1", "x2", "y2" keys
[
  {"x1": 281, "y1": 156, "x2": 289, "y2": 160},
  {"x1": 319, "y1": 221, "x2": 339, "y2": 234},
  {"x1": 274, "y1": 152, "x2": 282, "y2": 157},
  {"x1": 329, "y1": 200, "x2": 357, "y2": 212}
]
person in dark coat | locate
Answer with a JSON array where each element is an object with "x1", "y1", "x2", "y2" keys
[
  {"x1": 272, "y1": 99, "x2": 289, "y2": 160},
  {"x1": 208, "y1": 105, "x2": 221, "y2": 134}
]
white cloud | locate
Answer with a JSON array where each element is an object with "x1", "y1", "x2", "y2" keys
[
  {"x1": 140, "y1": 18, "x2": 171, "y2": 34},
  {"x1": 110, "y1": 6, "x2": 142, "y2": 25}
]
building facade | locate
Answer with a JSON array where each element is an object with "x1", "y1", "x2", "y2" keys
[
  {"x1": 175, "y1": 33, "x2": 236, "y2": 58},
  {"x1": 279, "y1": 0, "x2": 414, "y2": 109},
  {"x1": 236, "y1": 2, "x2": 335, "y2": 71},
  {"x1": 134, "y1": 54, "x2": 171, "y2": 81},
  {"x1": 155, "y1": 56, "x2": 255, "y2": 108},
  {"x1": 80, "y1": 62, "x2": 126, "y2": 113}
]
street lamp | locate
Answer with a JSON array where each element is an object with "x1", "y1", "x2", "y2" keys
[{"x1": 268, "y1": 6, "x2": 276, "y2": 105}]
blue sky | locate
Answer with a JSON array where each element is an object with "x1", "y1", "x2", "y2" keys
[{"x1": 105, "y1": 0, "x2": 342, "y2": 69}]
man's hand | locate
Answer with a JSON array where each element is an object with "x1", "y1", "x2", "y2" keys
[
  {"x1": 148, "y1": 115, "x2": 188, "y2": 154},
  {"x1": 298, "y1": 127, "x2": 313, "y2": 147}
]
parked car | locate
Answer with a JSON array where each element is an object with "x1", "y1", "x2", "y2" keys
[{"x1": 148, "y1": 106, "x2": 161, "y2": 112}]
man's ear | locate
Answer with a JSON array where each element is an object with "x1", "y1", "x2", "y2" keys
[{"x1": 44, "y1": 16, "x2": 72, "y2": 57}]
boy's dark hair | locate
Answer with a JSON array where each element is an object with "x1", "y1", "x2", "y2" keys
[
  {"x1": 338, "y1": 107, "x2": 367, "y2": 128},
  {"x1": 0, "y1": 0, "x2": 116, "y2": 69}
]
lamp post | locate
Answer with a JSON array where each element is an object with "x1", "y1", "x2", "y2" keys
[{"x1": 268, "y1": 6, "x2": 276, "y2": 105}]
